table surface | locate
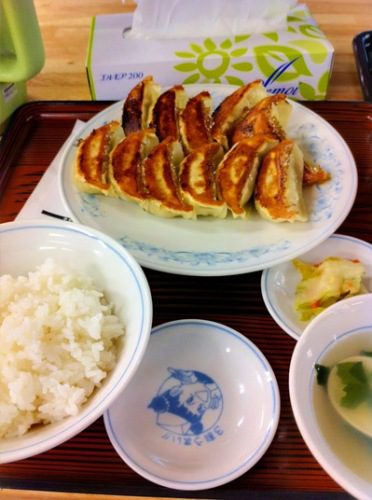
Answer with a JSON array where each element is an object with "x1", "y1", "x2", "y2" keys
[
  {"x1": 1, "y1": 1, "x2": 372, "y2": 499},
  {"x1": 27, "y1": 0, "x2": 372, "y2": 102}
]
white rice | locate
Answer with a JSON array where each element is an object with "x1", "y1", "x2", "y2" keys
[{"x1": 0, "y1": 258, "x2": 125, "y2": 439}]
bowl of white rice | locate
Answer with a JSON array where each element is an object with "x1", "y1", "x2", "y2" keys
[{"x1": 0, "y1": 219, "x2": 152, "y2": 463}]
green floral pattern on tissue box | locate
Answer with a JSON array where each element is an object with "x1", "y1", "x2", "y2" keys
[{"x1": 173, "y1": 5, "x2": 333, "y2": 100}]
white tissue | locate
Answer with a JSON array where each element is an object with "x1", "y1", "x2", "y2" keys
[{"x1": 127, "y1": 0, "x2": 297, "y2": 39}]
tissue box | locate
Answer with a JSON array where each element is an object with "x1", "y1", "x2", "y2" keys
[{"x1": 86, "y1": 4, "x2": 334, "y2": 101}]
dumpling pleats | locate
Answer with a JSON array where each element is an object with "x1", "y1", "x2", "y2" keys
[{"x1": 254, "y1": 140, "x2": 308, "y2": 222}]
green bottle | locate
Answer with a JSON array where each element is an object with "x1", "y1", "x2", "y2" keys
[{"x1": 0, "y1": 0, "x2": 44, "y2": 132}]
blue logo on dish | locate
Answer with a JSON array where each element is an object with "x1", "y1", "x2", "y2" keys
[{"x1": 148, "y1": 368, "x2": 223, "y2": 446}]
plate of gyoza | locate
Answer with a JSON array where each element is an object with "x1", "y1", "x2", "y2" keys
[{"x1": 59, "y1": 77, "x2": 357, "y2": 276}]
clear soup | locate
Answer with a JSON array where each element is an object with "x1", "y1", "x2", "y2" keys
[{"x1": 313, "y1": 330, "x2": 372, "y2": 483}]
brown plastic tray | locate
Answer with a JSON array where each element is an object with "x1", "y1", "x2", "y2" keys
[{"x1": 0, "y1": 100, "x2": 371, "y2": 498}]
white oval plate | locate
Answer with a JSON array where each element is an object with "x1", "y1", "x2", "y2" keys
[
  {"x1": 289, "y1": 293, "x2": 372, "y2": 500},
  {"x1": 103, "y1": 319, "x2": 280, "y2": 490},
  {"x1": 59, "y1": 84, "x2": 357, "y2": 276},
  {"x1": 261, "y1": 234, "x2": 372, "y2": 340}
]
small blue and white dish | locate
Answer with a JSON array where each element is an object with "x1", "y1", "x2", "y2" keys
[
  {"x1": 261, "y1": 234, "x2": 372, "y2": 341},
  {"x1": 104, "y1": 319, "x2": 280, "y2": 490}
]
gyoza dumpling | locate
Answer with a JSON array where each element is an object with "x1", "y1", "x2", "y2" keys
[
  {"x1": 217, "y1": 136, "x2": 278, "y2": 218},
  {"x1": 231, "y1": 94, "x2": 291, "y2": 144},
  {"x1": 74, "y1": 120, "x2": 124, "y2": 196},
  {"x1": 254, "y1": 140, "x2": 308, "y2": 222},
  {"x1": 211, "y1": 80, "x2": 268, "y2": 150},
  {"x1": 142, "y1": 137, "x2": 195, "y2": 218},
  {"x1": 109, "y1": 129, "x2": 159, "y2": 209},
  {"x1": 230, "y1": 94, "x2": 330, "y2": 186},
  {"x1": 303, "y1": 159, "x2": 331, "y2": 186},
  {"x1": 179, "y1": 91, "x2": 213, "y2": 153},
  {"x1": 179, "y1": 143, "x2": 226, "y2": 217},
  {"x1": 122, "y1": 76, "x2": 161, "y2": 135},
  {"x1": 150, "y1": 85, "x2": 188, "y2": 142}
]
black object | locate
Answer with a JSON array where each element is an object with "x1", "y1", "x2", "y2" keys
[
  {"x1": 41, "y1": 209, "x2": 73, "y2": 222},
  {"x1": 353, "y1": 31, "x2": 372, "y2": 101}
]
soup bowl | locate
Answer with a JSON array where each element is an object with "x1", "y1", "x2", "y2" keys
[{"x1": 289, "y1": 293, "x2": 372, "y2": 500}]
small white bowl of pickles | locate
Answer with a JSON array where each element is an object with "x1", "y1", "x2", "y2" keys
[
  {"x1": 261, "y1": 234, "x2": 372, "y2": 340},
  {"x1": 289, "y1": 293, "x2": 372, "y2": 500}
]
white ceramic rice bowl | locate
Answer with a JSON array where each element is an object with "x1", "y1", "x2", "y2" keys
[{"x1": 0, "y1": 219, "x2": 152, "y2": 463}]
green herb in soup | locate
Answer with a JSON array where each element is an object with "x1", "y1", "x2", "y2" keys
[
  {"x1": 335, "y1": 360, "x2": 372, "y2": 409},
  {"x1": 315, "y1": 363, "x2": 330, "y2": 386},
  {"x1": 315, "y1": 350, "x2": 372, "y2": 439}
]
